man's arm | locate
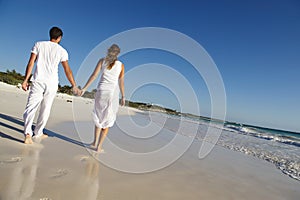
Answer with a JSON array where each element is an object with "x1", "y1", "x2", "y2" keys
[
  {"x1": 61, "y1": 60, "x2": 78, "y2": 94},
  {"x1": 22, "y1": 53, "x2": 37, "y2": 91}
]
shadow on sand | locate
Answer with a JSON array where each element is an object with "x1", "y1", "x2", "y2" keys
[{"x1": 0, "y1": 113, "x2": 85, "y2": 147}]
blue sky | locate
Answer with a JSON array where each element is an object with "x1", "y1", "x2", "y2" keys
[{"x1": 0, "y1": 0, "x2": 299, "y2": 132}]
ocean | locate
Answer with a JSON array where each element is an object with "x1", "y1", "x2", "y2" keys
[
  {"x1": 151, "y1": 112, "x2": 300, "y2": 181},
  {"x1": 216, "y1": 121, "x2": 300, "y2": 180}
]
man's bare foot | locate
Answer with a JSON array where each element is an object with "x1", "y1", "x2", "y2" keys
[
  {"x1": 34, "y1": 133, "x2": 48, "y2": 139},
  {"x1": 32, "y1": 133, "x2": 48, "y2": 143},
  {"x1": 24, "y1": 134, "x2": 33, "y2": 144}
]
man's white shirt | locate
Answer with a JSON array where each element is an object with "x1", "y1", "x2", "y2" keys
[{"x1": 31, "y1": 41, "x2": 68, "y2": 84}]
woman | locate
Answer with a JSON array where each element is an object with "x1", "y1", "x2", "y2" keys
[{"x1": 80, "y1": 44, "x2": 125, "y2": 153}]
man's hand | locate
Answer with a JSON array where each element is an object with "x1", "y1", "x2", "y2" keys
[
  {"x1": 72, "y1": 86, "x2": 80, "y2": 96},
  {"x1": 22, "y1": 81, "x2": 30, "y2": 91}
]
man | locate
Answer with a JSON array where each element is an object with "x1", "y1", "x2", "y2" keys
[{"x1": 22, "y1": 26, "x2": 79, "y2": 144}]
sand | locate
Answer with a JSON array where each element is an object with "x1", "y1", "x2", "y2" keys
[{"x1": 0, "y1": 82, "x2": 299, "y2": 200}]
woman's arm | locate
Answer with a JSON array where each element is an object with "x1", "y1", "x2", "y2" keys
[
  {"x1": 81, "y1": 58, "x2": 103, "y2": 95},
  {"x1": 118, "y1": 63, "x2": 125, "y2": 106}
]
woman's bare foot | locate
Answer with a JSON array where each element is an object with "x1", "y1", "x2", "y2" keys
[
  {"x1": 96, "y1": 147, "x2": 105, "y2": 153},
  {"x1": 89, "y1": 143, "x2": 97, "y2": 149},
  {"x1": 41, "y1": 133, "x2": 48, "y2": 139},
  {"x1": 24, "y1": 134, "x2": 33, "y2": 144}
]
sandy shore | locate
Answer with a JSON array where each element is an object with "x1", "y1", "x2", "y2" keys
[{"x1": 0, "y1": 82, "x2": 299, "y2": 200}]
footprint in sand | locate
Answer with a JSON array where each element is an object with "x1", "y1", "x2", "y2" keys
[
  {"x1": 0, "y1": 157, "x2": 22, "y2": 164},
  {"x1": 51, "y1": 169, "x2": 69, "y2": 179},
  {"x1": 80, "y1": 156, "x2": 89, "y2": 162},
  {"x1": 73, "y1": 154, "x2": 89, "y2": 162}
]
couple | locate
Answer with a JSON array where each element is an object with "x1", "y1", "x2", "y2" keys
[{"x1": 22, "y1": 27, "x2": 125, "y2": 153}]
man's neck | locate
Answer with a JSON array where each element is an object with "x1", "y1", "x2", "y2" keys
[{"x1": 50, "y1": 39, "x2": 60, "y2": 43}]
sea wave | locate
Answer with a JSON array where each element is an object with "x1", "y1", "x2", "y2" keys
[
  {"x1": 199, "y1": 125, "x2": 300, "y2": 181},
  {"x1": 149, "y1": 112, "x2": 300, "y2": 181},
  {"x1": 224, "y1": 124, "x2": 300, "y2": 147}
]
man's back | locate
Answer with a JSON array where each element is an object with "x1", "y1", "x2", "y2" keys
[{"x1": 31, "y1": 41, "x2": 68, "y2": 84}]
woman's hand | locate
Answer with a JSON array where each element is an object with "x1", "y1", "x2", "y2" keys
[
  {"x1": 120, "y1": 96, "x2": 125, "y2": 106},
  {"x1": 79, "y1": 89, "x2": 86, "y2": 97}
]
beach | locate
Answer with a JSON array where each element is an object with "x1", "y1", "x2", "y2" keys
[{"x1": 0, "y1": 82, "x2": 299, "y2": 200}]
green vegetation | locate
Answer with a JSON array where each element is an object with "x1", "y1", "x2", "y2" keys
[
  {"x1": 0, "y1": 69, "x2": 180, "y2": 115},
  {"x1": 58, "y1": 85, "x2": 73, "y2": 95},
  {"x1": 0, "y1": 69, "x2": 24, "y2": 85},
  {"x1": 0, "y1": 69, "x2": 210, "y2": 119},
  {"x1": 0, "y1": 70, "x2": 93, "y2": 96},
  {"x1": 82, "y1": 89, "x2": 97, "y2": 99},
  {"x1": 127, "y1": 100, "x2": 180, "y2": 116}
]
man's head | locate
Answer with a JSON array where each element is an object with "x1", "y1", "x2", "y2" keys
[{"x1": 49, "y1": 27, "x2": 63, "y2": 43}]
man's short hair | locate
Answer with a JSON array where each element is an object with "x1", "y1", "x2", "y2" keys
[{"x1": 49, "y1": 27, "x2": 63, "y2": 40}]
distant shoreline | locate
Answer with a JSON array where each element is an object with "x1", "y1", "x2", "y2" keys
[{"x1": 0, "y1": 69, "x2": 298, "y2": 134}]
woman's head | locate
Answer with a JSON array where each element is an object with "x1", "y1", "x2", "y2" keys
[{"x1": 105, "y1": 44, "x2": 120, "y2": 68}]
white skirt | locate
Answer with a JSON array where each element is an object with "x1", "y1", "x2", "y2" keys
[{"x1": 92, "y1": 89, "x2": 119, "y2": 128}]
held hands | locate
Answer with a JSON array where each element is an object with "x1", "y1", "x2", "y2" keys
[
  {"x1": 72, "y1": 86, "x2": 86, "y2": 96},
  {"x1": 72, "y1": 86, "x2": 81, "y2": 96},
  {"x1": 72, "y1": 87, "x2": 86, "y2": 97}
]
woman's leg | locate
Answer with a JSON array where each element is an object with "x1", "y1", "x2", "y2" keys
[
  {"x1": 91, "y1": 126, "x2": 101, "y2": 148},
  {"x1": 96, "y1": 128, "x2": 109, "y2": 152}
]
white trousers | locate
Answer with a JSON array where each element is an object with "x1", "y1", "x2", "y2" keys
[{"x1": 23, "y1": 81, "x2": 58, "y2": 137}]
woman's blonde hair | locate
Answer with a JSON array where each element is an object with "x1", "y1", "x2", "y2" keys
[{"x1": 105, "y1": 44, "x2": 120, "y2": 70}]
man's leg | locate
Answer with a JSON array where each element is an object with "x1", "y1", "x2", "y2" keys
[
  {"x1": 34, "y1": 84, "x2": 58, "y2": 137},
  {"x1": 23, "y1": 82, "x2": 45, "y2": 143}
]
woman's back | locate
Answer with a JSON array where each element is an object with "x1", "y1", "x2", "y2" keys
[{"x1": 97, "y1": 60, "x2": 122, "y2": 91}]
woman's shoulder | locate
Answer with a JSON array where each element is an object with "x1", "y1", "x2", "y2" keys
[{"x1": 115, "y1": 60, "x2": 123, "y2": 64}]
